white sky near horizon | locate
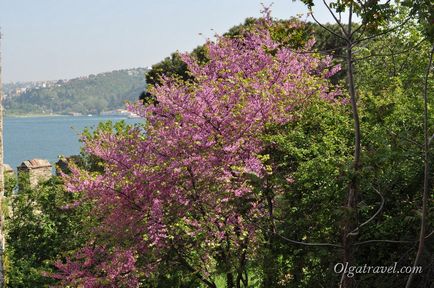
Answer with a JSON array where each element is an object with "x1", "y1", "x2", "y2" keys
[{"x1": 0, "y1": 0, "x2": 336, "y2": 83}]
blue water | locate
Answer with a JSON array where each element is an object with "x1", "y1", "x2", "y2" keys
[{"x1": 4, "y1": 116, "x2": 142, "y2": 170}]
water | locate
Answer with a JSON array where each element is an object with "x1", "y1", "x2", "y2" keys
[{"x1": 4, "y1": 116, "x2": 142, "y2": 170}]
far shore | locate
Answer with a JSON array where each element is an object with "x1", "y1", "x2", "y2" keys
[
  {"x1": 4, "y1": 113, "x2": 136, "y2": 118},
  {"x1": 5, "y1": 113, "x2": 65, "y2": 118}
]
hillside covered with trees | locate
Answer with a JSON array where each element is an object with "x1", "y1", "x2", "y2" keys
[{"x1": 4, "y1": 68, "x2": 147, "y2": 115}]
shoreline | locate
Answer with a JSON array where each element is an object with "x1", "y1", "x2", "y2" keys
[
  {"x1": 4, "y1": 114, "x2": 136, "y2": 119},
  {"x1": 5, "y1": 114, "x2": 64, "y2": 118}
]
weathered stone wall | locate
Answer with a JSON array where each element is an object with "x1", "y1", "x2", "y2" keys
[{"x1": 27, "y1": 167, "x2": 52, "y2": 188}]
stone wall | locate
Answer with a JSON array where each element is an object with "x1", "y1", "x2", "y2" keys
[{"x1": 28, "y1": 167, "x2": 51, "y2": 188}]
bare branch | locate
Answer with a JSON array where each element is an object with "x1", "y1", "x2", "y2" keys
[
  {"x1": 389, "y1": 131, "x2": 423, "y2": 148},
  {"x1": 346, "y1": 187, "x2": 384, "y2": 237},
  {"x1": 322, "y1": 0, "x2": 347, "y2": 37},
  {"x1": 294, "y1": 44, "x2": 348, "y2": 59},
  {"x1": 428, "y1": 134, "x2": 434, "y2": 146},
  {"x1": 352, "y1": 0, "x2": 393, "y2": 39},
  {"x1": 310, "y1": 11, "x2": 348, "y2": 42},
  {"x1": 354, "y1": 231, "x2": 434, "y2": 247},
  {"x1": 354, "y1": 16, "x2": 413, "y2": 45},
  {"x1": 425, "y1": 230, "x2": 434, "y2": 239},
  {"x1": 275, "y1": 232, "x2": 343, "y2": 248},
  {"x1": 351, "y1": 22, "x2": 367, "y2": 40},
  {"x1": 245, "y1": 215, "x2": 342, "y2": 248},
  {"x1": 353, "y1": 239, "x2": 415, "y2": 246},
  {"x1": 353, "y1": 39, "x2": 425, "y2": 62},
  {"x1": 351, "y1": 0, "x2": 369, "y2": 37}
]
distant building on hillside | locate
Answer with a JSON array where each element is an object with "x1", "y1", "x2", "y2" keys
[
  {"x1": 100, "y1": 109, "x2": 139, "y2": 118},
  {"x1": 68, "y1": 112, "x2": 83, "y2": 117},
  {"x1": 17, "y1": 159, "x2": 52, "y2": 189}
]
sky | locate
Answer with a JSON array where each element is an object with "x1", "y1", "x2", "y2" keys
[{"x1": 0, "y1": 0, "x2": 334, "y2": 83}]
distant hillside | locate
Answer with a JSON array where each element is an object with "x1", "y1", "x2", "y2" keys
[{"x1": 4, "y1": 68, "x2": 147, "y2": 115}]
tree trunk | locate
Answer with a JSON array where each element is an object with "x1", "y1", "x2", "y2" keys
[
  {"x1": 262, "y1": 182, "x2": 278, "y2": 287},
  {"x1": 235, "y1": 239, "x2": 248, "y2": 288},
  {"x1": 226, "y1": 272, "x2": 234, "y2": 288},
  {"x1": 341, "y1": 4, "x2": 360, "y2": 288}
]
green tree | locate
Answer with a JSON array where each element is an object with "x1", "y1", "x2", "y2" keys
[{"x1": 5, "y1": 176, "x2": 90, "y2": 287}]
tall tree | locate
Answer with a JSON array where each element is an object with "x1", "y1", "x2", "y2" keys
[
  {"x1": 295, "y1": 1, "x2": 434, "y2": 287},
  {"x1": 53, "y1": 16, "x2": 341, "y2": 287},
  {"x1": 297, "y1": 1, "x2": 401, "y2": 287}
]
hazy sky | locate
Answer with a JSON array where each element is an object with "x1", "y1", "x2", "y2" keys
[{"x1": 0, "y1": 0, "x2": 334, "y2": 83}]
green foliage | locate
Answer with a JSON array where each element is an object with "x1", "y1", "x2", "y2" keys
[
  {"x1": 4, "y1": 174, "x2": 16, "y2": 198},
  {"x1": 5, "y1": 68, "x2": 147, "y2": 115},
  {"x1": 299, "y1": 0, "x2": 396, "y2": 31},
  {"x1": 355, "y1": 7, "x2": 430, "y2": 94},
  {"x1": 402, "y1": 0, "x2": 434, "y2": 42},
  {"x1": 350, "y1": 17, "x2": 433, "y2": 286},
  {"x1": 145, "y1": 46, "x2": 207, "y2": 87},
  {"x1": 258, "y1": 9, "x2": 433, "y2": 286},
  {"x1": 5, "y1": 176, "x2": 90, "y2": 287},
  {"x1": 258, "y1": 99, "x2": 352, "y2": 287}
]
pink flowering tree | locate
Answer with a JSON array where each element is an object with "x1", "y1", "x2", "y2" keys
[{"x1": 55, "y1": 13, "x2": 340, "y2": 288}]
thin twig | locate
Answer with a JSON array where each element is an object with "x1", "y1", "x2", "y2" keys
[
  {"x1": 346, "y1": 187, "x2": 384, "y2": 237},
  {"x1": 322, "y1": 0, "x2": 347, "y2": 37},
  {"x1": 351, "y1": 0, "x2": 368, "y2": 37},
  {"x1": 245, "y1": 215, "x2": 342, "y2": 248},
  {"x1": 354, "y1": 15, "x2": 413, "y2": 45},
  {"x1": 275, "y1": 232, "x2": 343, "y2": 248},
  {"x1": 389, "y1": 131, "x2": 423, "y2": 148},
  {"x1": 353, "y1": 239, "x2": 415, "y2": 246},
  {"x1": 353, "y1": 39, "x2": 425, "y2": 62},
  {"x1": 310, "y1": 11, "x2": 348, "y2": 42}
]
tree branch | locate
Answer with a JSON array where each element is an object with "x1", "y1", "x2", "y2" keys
[
  {"x1": 275, "y1": 232, "x2": 343, "y2": 248},
  {"x1": 245, "y1": 215, "x2": 342, "y2": 248},
  {"x1": 354, "y1": 16, "x2": 413, "y2": 45},
  {"x1": 353, "y1": 239, "x2": 415, "y2": 246},
  {"x1": 346, "y1": 187, "x2": 384, "y2": 237},
  {"x1": 322, "y1": 0, "x2": 347, "y2": 37},
  {"x1": 353, "y1": 39, "x2": 425, "y2": 62},
  {"x1": 309, "y1": 11, "x2": 348, "y2": 42}
]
